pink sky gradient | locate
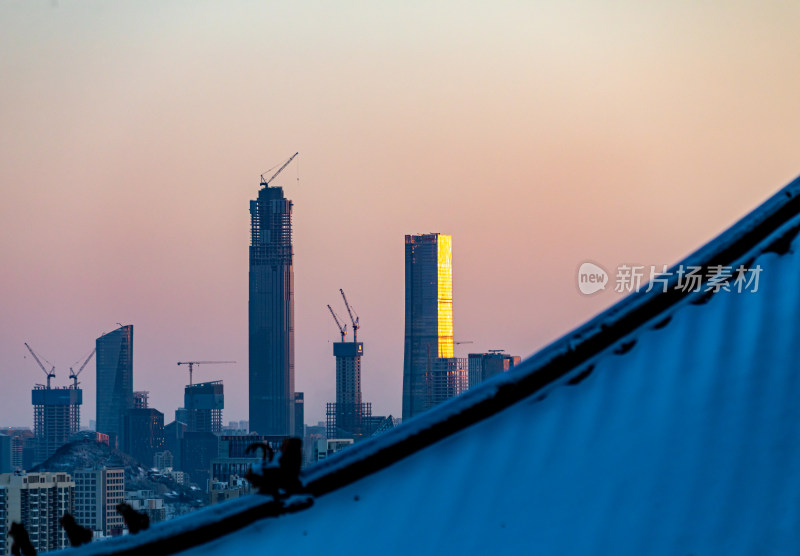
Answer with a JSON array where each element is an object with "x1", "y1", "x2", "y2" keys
[{"x1": 1, "y1": 1, "x2": 799, "y2": 428}]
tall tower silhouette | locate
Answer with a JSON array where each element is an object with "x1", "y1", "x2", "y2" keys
[{"x1": 249, "y1": 185, "x2": 295, "y2": 436}]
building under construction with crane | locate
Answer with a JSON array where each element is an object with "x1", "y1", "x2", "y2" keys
[
  {"x1": 325, "y1": 290, "x2": 392, "y2": 440},
  {"x1": 249, "y1": 153, "x2": 298, "y2": 437},
  {"x1": 26, "y1": 342, "x2": 93, "y2": 465},
  {"x1": 184, "y1": 381, "x2": 224, "y2": 433},
  {"x1": 176, "y1": 361, "x2": 233, "y2": 434}
]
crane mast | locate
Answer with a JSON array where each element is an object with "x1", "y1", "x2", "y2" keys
[
  {"x1": 327, "y1": 305, "x2": 348, "y2": 342},
  {"x1": 260, "y1": 152, "x2": 299, "y2": 187},
  {"x1": 339, "y1": 289, "x2": 360, "y2": 342},
  {"x1": 177, "y1": 360, "x2": 236, "y2": 386},
  {"x1": 25, "y1": 342, "x2": 55, "y2": 388},
  {"x1": 69, "y1": 348, "x2": 96, "y2": 388}
]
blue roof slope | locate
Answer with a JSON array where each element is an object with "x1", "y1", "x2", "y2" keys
[{"x1": 61, "y1": 174, "x2": 800, "y2": 555}]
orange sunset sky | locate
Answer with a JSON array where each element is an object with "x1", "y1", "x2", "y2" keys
[{"x1": 1, "y1": 1, "x2": 799, "y2": 427}]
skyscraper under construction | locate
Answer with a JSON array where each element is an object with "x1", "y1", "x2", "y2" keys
[
  {"x1": 326, "y1": 339, "x2": 371, "y2": 439},
  {"x1": 403, "y1": 233, "x2": 466, "y2": 420},
  {"x1": 249, "y1": 179, "x2": 295, "y2": 437},
  {"x1": 25, "y1": 342, "x2": 84, "y2": 465}
]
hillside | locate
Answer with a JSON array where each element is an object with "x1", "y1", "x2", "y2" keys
[{"x1": 32, "y1": 439, "x2": 204, "y2": 507}]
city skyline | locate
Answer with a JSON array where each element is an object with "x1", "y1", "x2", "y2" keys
[{"x1": 2, "y1": 2, "x2": 800, "y2": 429}]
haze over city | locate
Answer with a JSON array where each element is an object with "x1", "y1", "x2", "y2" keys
[{"x1": 2, "y1": 0, "x2": 799, "y2": 430}]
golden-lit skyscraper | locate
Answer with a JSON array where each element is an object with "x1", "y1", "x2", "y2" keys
[{"x1": 402, "y1": 233, "x2": 457, "y2": 420}]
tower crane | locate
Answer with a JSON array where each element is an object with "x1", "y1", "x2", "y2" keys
[
  {"x1": 177, "y1": 361, "x2": 236, "y2": 386},
  {"x1": 24, "y1": 342, "x2": 56, "y2": 389},
  {"x1": 69, "y1": 348, "x2": 96, "y2": 389},
  {"x1": 339, "y1": 289, "x2": 360, "y2": 342},
  {"x1": 454, "y1": 341, "x2": 474, "y2": 346},
  {"x1": 260, "y1": 152, "x2": 299, "y2": 187},
  {"x1": 327, "y1": 305, "x2": 348, "y2": 342}
]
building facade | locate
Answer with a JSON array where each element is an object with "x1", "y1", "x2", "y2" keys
[
  {"x1": 122, "y1": 408, "x2": 165, "y2": 466},
  {"x1": 184, "y1": 381, "x2": 224, "y2": 434},
  {"x1": 424, "y1": 357, "x2": 468, "y2": 411},
  {"x1": 164, "y1": 421, "x2": 187, "y2": 471},
  {"x1": 0, "y1": 436, "x2": 11, "y2": 474},
  {"x1": 2, "y1": 429, "x2": 35, "y2": 470},
  {"x1": 124, "y1": 490, "x2": 165, "y2": 525},
  {"x1": 402, "y1": 233, "x2": 455, "y2": 420},
  {"x1": 96, "y1": 325, "x2": 133, "y2": 448},
  {"x1": 311, "y1": 438, "x2": 354, "y2": 463},
  {"x1": 180, "y1": 432, "x2": 219, "y2": 490},
  {"x1": 73, "y1": 468, "x2": 125, "y2": 538},
  {"x1": 249, "y1": 185, "x2": 295, "y2": 436},
  {"x1": 0, "y1": 471, "x2": 74, "y2": 554},
  {"x1": 153, "y1": 450, "x2": 173, "y2": 470},
  {"x1": 325, "y1": 342, "x2": 371, "y2": 439},
  {"x1": 32, "y1": 387, "x2": 82, "y2": 465},
  {"x1": 467, "y1": 352, "x2": 522, "y2": 388},
  {"x1": 294, "y1": 392, "x2": 304, "y2": 439}
]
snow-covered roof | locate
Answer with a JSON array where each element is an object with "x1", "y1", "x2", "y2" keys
[{"x1": 62, "y1": 174, "x2": 800, "y2": 555}]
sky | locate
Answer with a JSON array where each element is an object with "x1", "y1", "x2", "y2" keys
[{"x1": 1, "y1": 0, "x2": 799, "y2": 428}]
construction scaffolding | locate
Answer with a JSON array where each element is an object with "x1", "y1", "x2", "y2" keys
[
  {"x1": 326, "y1": 402, "x2": 372, "y2": 440},
  {"x1": 424, "y1": 357, "x2": 468, "y2": 412},
  {"x1": 32, "y1": 386, "x2": 82, "y2": 464}
]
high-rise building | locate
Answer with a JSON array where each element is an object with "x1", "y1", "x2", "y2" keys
[
  {"x1": 325, "y1": 342, "x2": 372, "y2": 439},
  {"x1": 402, "y1": 233, "x2": 455, "y2": 420},
  {"x1": 467, "y1": 352, "x2": 522, "y2": 389},
  {"x1": 2, "y1": 429, "x2": 34, "y2": 470},
  {"x1": 31, "y1": 386, "x2": 82, "y2": 465},
  {"x1": 249, "y1": 184, "x2": 295, "y2": 436},
  {"x1": 96, "y1": 325, "x2": 133, "y2": 448},
  {"x1": 164, "y1": 420, "x2": 187, "y2": 471},
  {"x1": 180, "y1": 432, "x2": 218, "y2": 490},
  {"x1": 0, "y1": 471, "x2": 75, "y2": 554},
  {"x1": 184, "y1": 381, "x2": 224, "y2": 434},
  {"x1": 72, "y1": 468, "x2": 125, "y2": 537},
  {"x1": 122, "y1": 407, "x2": 164, "y2": 466}
]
